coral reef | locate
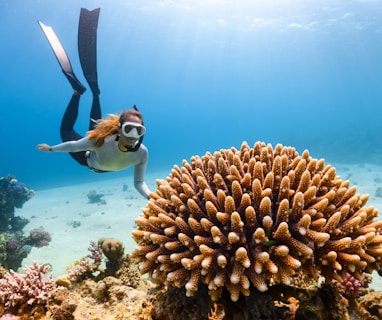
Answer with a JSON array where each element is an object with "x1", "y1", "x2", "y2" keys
[
  {"x1": 0, "y1": 239, "x2": 149, "y2": 320},
  {"x1": 47, "y1": 275, "x2": 148, "y2": 320},
  {"x1": 67, "y1": 240, "x2": 103, "y2": 282},
  {"x1": 0, "y1": 262, "x2": 57, "y2": 317},
  {"x1": 132, "y1": 141, "x2": 382, "y2": 303},
  {"x1": 1, "y1": 227, "x2": 52, "y2": 271},
  {"x1": 140, "y1": 267, "x2": 380, "y2": 319},
  {"x1": 47, "y1": 241, "x2": 149, "y2": 320},
  {"x1": 0, "y1": 174, "x2": 34, "y2": 232},
  {"x1": 67, "y1": 238, "x2": 127, "y2": 282},
  {"x1": 0, "y1": 245, "x2": 381, "y2": 319},
  {"x1": 0, "y1": 175, "x2": 50, "y2": 271},
  {"x1": 2, "y1": 141, "x2": 382, "y2": 319},
  {"x1": 46, "y1": 286, "x2": 77, "y2": 320}
]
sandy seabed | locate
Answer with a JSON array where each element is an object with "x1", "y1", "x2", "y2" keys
[{"x1": 19, "y1": 163, "x2": 382, "y2": 290}]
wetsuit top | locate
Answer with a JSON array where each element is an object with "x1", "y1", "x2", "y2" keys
[{"x1": 50, "y1": 135, "x2": 150, "y2": 199}]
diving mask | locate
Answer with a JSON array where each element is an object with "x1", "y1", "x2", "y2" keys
[{"x1": 120, "y1": 121, "x2": 146, "y2": 138}]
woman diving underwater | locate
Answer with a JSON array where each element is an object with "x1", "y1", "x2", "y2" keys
[{"x1": 36, "y1": 8, "x2": 151, "y2": 200}]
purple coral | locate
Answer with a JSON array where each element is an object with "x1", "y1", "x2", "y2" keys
[
  {"x1": 10, "y1": 180, "x2": 26, "y2": 195},
  {"x1": 0, "y1": 261, "x2": 57, "y2": 310},
  {"x1": 67, "y1": 240, "x2": 103, "y2": 282},
  {"x1": 87, "y1": 240, "x2": 103, "y2": 264},
  {"x1": 26, "y1": 228, "x2": 52, "y2": 248},
  {"x1": 339, "y1": 272, "x2": 364, "y2": 298},
  {"x1": 5, "y1": 239, "x2": 19, "y2": 251}
]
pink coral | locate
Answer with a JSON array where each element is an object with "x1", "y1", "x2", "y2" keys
[
  {"x1": 67, "y1": 259, "x2": 95, "y2": 281},
  {"x1": 87, "y1": 240, "x2": 103, "y2": 263},
  {"x1": 67, "y1": 240, "x2": 103, "y2": 282},
  {"x1": 0, "y1": 261, "x2": 57, "y2": 310},
  {"x1": 0, "y1": 314, "x2": 19, "y2": 320},
  {"x1": 339, "y1": 272, "x2": 364, "y2": 298}
]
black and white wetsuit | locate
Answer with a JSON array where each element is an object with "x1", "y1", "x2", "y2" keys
[{"x1": 50, "y1": 134, "x2": 151, "y2": 199}]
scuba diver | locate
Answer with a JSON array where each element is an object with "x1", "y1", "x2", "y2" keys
[{"x1": 36, "y1": 8, "x2": 151, "y2": 200}]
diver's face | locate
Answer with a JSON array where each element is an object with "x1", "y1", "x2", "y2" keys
[{"x1": 119, "y1": 115, "x2": 144, "y2": 147}]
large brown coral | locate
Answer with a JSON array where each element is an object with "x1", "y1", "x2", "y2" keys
[{"x1": 132, "y1": 141, "x2": 382, "y2": 302}]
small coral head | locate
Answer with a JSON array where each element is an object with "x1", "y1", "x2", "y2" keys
[
  {"x1": 339, "y1": 272, "x2": 364, "y2": 298},
  {"x1": 132, "y1": 141, "x2": 382, "y2": 301},
  {"x1": 6, "y1": 239, "x2": 19, "y2": 251}
]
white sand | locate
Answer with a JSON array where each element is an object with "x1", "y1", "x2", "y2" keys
[
  {"x1": 18, "y1": 163, "x2": 382, "y2": 290},
  {"x1": 20, "y1": 171, "x2": 164, "y2": 277}
]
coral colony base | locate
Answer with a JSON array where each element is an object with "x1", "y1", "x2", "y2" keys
[{"x1": 1, "y1": 141, "x2": 382, "y2": 319}]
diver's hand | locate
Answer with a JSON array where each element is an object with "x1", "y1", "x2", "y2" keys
[{"x1": 36, "y1": 143, "x2": 53, "y2": 152}]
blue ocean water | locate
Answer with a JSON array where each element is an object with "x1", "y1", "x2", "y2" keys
[{"x1": 1, "y1": 0, "x2": 382, "y2": 190}]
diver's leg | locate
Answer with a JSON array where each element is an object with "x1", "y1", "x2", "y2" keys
[
  {"x1": 60, "y1": 93, "x2": 82, "y2": 142},
  {"x1": 39, "y1": 20, "x2": 88, "y2": 166},
  {"x1": 89, "y1": 95, "x2": 102, "y2": 131},
  {"x1": 78, "y1": 8, "x2": 101, "y2": 96},
  {"x1": 59, "y1": 93, "x2": 88, "y2": 166},
  {"x1": 38, "y1": 21, "x2": 86, "y2": 94},
  {"x1": 78, "y1": 8, "x2": 102, "y2": 131}
]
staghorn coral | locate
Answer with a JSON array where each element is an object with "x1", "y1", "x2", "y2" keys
[
  {"x1": 132, "y1": 141, "x2": 382, "y2": 302},
  {"x1": 0, "y1": 261, "x2": 57, "y2": 314}
]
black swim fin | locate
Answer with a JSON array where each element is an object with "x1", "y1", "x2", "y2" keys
[
  {"x1": 78, "y1": 8, "x2": 101, "y2": 96},
  {"x1": 38, "y1": 21, "x2": 86, "y2": 94}
]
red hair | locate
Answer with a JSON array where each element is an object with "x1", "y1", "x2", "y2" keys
[{"x1": 87, "y1": 109, "x2": 144, "y2": 147}]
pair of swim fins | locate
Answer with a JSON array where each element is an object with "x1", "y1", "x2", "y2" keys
[{"x1": 38, "y1": 8, "x2": 100, "y2": 95}]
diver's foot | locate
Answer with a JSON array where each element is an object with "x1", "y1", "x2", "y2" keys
[{"x1": 74, "y1": 84, "x2": 86, "y2": 95}]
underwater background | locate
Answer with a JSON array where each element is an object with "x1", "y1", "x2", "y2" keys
[{"x1": 1, "y1": 0, "x2": 382, "y2": 190}]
